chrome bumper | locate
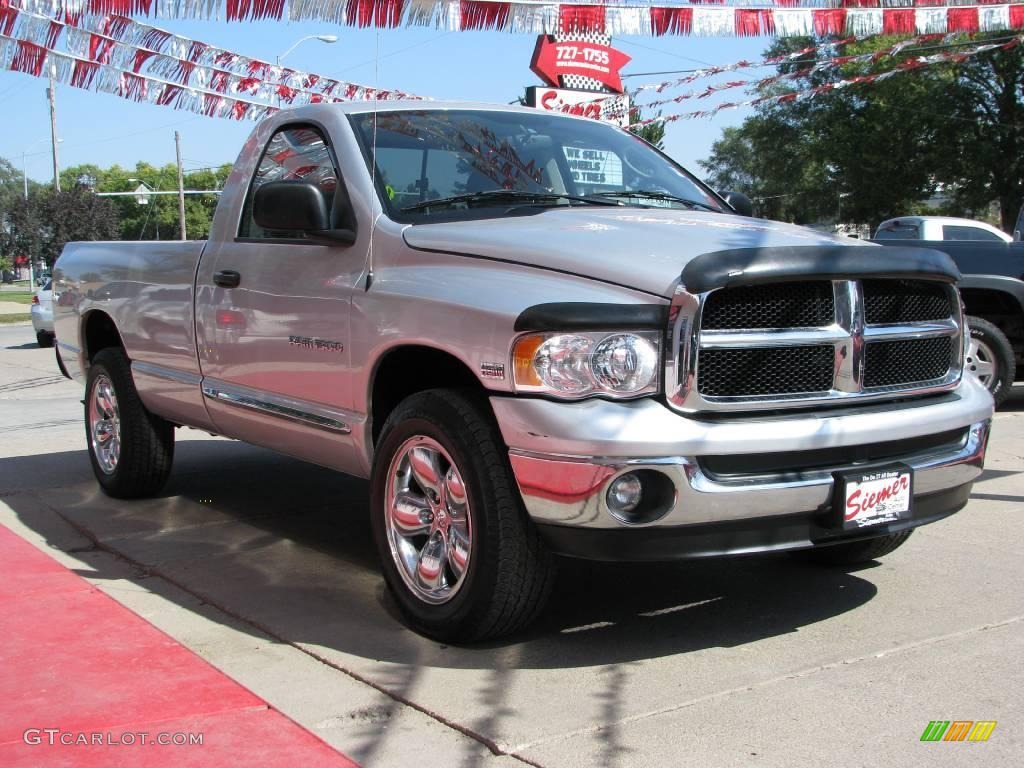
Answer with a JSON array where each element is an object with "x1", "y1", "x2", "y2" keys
[{"x1": 492, "y1": 375, "x2": 993, "y2": 530}]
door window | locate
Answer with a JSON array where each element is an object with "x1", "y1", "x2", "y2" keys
[
  {"x1": 239, "y1": 125, "x2": 338, "y2": 239},
  {"x1": 942, "y1": 225, "x2": 1003, "y2": 241}
]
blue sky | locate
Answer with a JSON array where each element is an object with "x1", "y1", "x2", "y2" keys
[{"x1": 1, "y1": 19, "x2": 772, "y2": 186}]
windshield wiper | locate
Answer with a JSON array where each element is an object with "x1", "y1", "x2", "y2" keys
[
  {"x1": 400, "y1": 189, "x2": 622, "y2": 212},
  {"x1": 594, "y1": 190, "x2": 720, "y2": 212}
]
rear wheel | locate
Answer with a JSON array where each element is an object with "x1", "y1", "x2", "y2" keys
[
  {"x1": 85, "y1": 348, "x2": 174, "y2": 498},
  {"x1": 36, "y1": 331, "x2": 54, "y2": 348},
  {"x1": 792, "y1": 530, "x2": 913, "y2": 566},
  {"x1": 371, "y1": 389, "x2": 554, "y2": 642},
  {"x1": 965, "y1": 316, "x2": 1015, "y2": 408}
]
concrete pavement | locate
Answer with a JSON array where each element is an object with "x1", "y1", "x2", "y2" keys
[{"x1": 0, "y1": 320, "x2": 1020, "y2": 767}]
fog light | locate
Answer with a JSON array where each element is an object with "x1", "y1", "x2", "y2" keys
[{"x1": 607, "y1": 473, "x2": 643, "y2": 514}]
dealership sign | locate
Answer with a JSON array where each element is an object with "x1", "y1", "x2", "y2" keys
[
  {"x1": 526, "y1": 86, "x2": 630, "y2": 127},
  {"x1": 530, "y1": 36, "x2": 631, "y2": 94}
]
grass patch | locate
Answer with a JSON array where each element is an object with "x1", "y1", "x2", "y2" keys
[
  {"x1": 0, "y1": 313, "x2": 32, "y2": 324},
  {"x1": 0, "y1": 292, "x2": 36, "y2": 305}
]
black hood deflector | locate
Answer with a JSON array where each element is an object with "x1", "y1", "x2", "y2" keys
[{"x1": 681, "y1": 246, "x2": 960, "y2": 294}]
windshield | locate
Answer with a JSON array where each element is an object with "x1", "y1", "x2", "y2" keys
[{"x1": 348, "y1": 109, "x2": 724, "y2": 222}]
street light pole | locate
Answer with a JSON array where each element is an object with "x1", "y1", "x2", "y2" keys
[{"x1": 275, "y1": 34, "x2": 337, "y2": 107}]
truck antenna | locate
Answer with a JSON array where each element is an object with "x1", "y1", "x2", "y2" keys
[{"x1": 365, "y1": 32, "x2": 381, "y2": 292}]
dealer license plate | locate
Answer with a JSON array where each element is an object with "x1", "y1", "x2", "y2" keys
[{"x1": 836, "y1": 465, "x2": 912, "y2": 530}]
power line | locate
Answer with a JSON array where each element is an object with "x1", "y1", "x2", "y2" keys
[
  {"x1": 624, "y1": 34, "x2": 1021, "y2": 80},
  {"x1": 616, "y1": 38, "x2": 716, "y2": 69},
  {"x1": 330, "y1": 32, "x2": 453, "y2": 79}
]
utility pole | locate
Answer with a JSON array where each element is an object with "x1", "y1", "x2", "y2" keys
[
  {"x1": 174, "y1": 131, "x2": 186, "y2": 240},
  {"x1": 47, "y1": 76, "x2": 60, "y2": 193}
]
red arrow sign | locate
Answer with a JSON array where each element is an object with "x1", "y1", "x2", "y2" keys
[{"x1": 530, "y1": 36, "x2": 632, "y2": 94}]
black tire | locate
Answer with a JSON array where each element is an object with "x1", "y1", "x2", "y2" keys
[
  {"x1": 36, "y1": 331, "x2": 54, "y2": 348},
  {"x1": 791, "y1": 530, "x2": 913, "y2": 566},
  {"x1": 370, "y1": 389, "x2": 555, "y2": 642},
  {"x1": 965, "y1": 316, "x2": 1015, "y2": 408},
  {"x1": 85, "y1": 347, "x2": 174, "y2": 498}
]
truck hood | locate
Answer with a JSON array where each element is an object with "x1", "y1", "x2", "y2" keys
[{"x1": 402, "y1": 208, "x2": 869, "y2": 297}]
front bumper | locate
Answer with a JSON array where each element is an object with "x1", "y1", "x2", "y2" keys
[{"x1": 491, "y1": 375, "x2": 993, "y2": 559}]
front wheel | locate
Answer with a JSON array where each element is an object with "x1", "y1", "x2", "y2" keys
[
  {"x1": 965, "y1": 316, "x2": 1015, "y2": 408},
  {"x1": 85, "y1": 348, "x2": 175, "y2": 498},
  {"x1": 370, "y1": 389, "x2": 554, "y2": 642},
  {"x1": 791, "y1": 530, "x2": 913, "y2": 566}
]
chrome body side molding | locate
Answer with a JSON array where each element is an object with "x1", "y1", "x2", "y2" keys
[
  {"x1": 131, "y1": 361, "x2": 202, "y2": 386},
  {"x1": 201, "y1": 381, "x2": 352, "y2": 434}
]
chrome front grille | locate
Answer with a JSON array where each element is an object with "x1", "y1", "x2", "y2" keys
[
  {"x1": 666, "y1": 278, "x2": 963, "y2": 412},
  {"x1": 697, "y1": 345, "x2": 834, "y2": 397},
  {"x1": 863, "y1": 336, "x2": 954, "y2": 388},
  {"x1": 701, "y1": 281, "x2": 834, "y2": 330},
  {"x1": 862, "y1": 279, "x2": 951, "y2": 324}
]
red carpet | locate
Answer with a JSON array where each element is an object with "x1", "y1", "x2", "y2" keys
[{"x1": 0, "y1": 524, "x2": 359, "y2": 767}]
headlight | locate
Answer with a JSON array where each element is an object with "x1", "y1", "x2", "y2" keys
[{"x1": 512, "y1": 331, "x2": 660, "y2": 398}]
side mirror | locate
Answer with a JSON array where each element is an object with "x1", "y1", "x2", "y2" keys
[
  {"x1": 253, "y1": 181, "x2": 356, "y2": 244},
  {"x1": 722, "y1": 191, "x2": 754, "y2": 217}
]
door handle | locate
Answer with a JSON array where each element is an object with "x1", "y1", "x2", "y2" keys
[{"x1": 213, "y1": 270, "x2": 241, "y2": 288}]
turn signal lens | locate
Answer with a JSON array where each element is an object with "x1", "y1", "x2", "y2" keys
[{"x1": 512, "y1": 335, "x2": 545, "y2": 387}]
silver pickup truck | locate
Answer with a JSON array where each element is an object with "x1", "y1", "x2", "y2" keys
[{"x1": 54, "y1": 103, "x2": 993, "y2": 641}]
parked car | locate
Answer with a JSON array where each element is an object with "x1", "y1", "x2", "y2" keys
[
  {"x1": 875, "y1": 216, "x2": 1012, "y2": 243},
  {"x1": 31, "y1": 278, "x2": 54, "y2": 348},
  {"x1": 53, "y1": 103, "x2": 993, "y2": 641},
  {"x1": 874, "y1": 216, "x2": 1023, "y2": 406}
]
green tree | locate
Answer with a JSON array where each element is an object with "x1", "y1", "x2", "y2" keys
[
  {"x1": 41, "y1": 185, "x2": 120, "y2": 266},
  {"x1": 2, "y1": 180, "x2": 119, "y2": 271},
  {"x1": 62, "y1": 162, "x2": 230, "y2": 241},
  {"x1": 699, "y1": 34, "x2": 1022, "y2": 230},
  {"x1": 1, "y1": 158, "x2": 43, "y2": 275},
  {"x1": 630, "y1": 108, "x2": 666, "y2": 150}
]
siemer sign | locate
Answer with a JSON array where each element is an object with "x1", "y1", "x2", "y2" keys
[{"x1": 525, "y1": 34, "x2": 631, "y2": 128}]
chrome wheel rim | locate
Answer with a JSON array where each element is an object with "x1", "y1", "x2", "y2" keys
[
  {"x1": 966, "y1": 336, "x2": 997, "y2": 388},
  {"x1": 384, "y1": 436, "x2": 472, "y2": 605},
  {"x1": 89, "y1": 374, "x2": 121, "y2": 474}
]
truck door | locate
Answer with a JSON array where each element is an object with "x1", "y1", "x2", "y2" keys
[{"x1": 195, "y1": 123, "x2": 367, "y2": 473}]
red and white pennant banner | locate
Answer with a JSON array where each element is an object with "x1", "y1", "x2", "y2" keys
[
  {"x1": 0, "y1": 1, "x2": 428, "y2": 121},
  {"x1": 631, "y1": 32, "x2": 942, "y2": 106},
  {"x1": 631, "y1": 34, "x2": 1024, "y2": 123},
  {"x1": 6, "y1": 0, "x2": 1024, "y2": 38},
  {"x1": 0, "y1": 32, "x2": 279, "y2": 119},
  {"x1": 2, "y1": 1, "x2": 424, "y2": 99}
]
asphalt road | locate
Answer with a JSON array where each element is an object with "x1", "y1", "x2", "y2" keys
[{"x1": 0, "y1": 321, "x2": 1021, "y2": 767}]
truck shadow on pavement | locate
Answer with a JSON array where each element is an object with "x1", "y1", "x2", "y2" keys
[{"x1": 1, "y1": 437, "x2": 880, "y2": 671}]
